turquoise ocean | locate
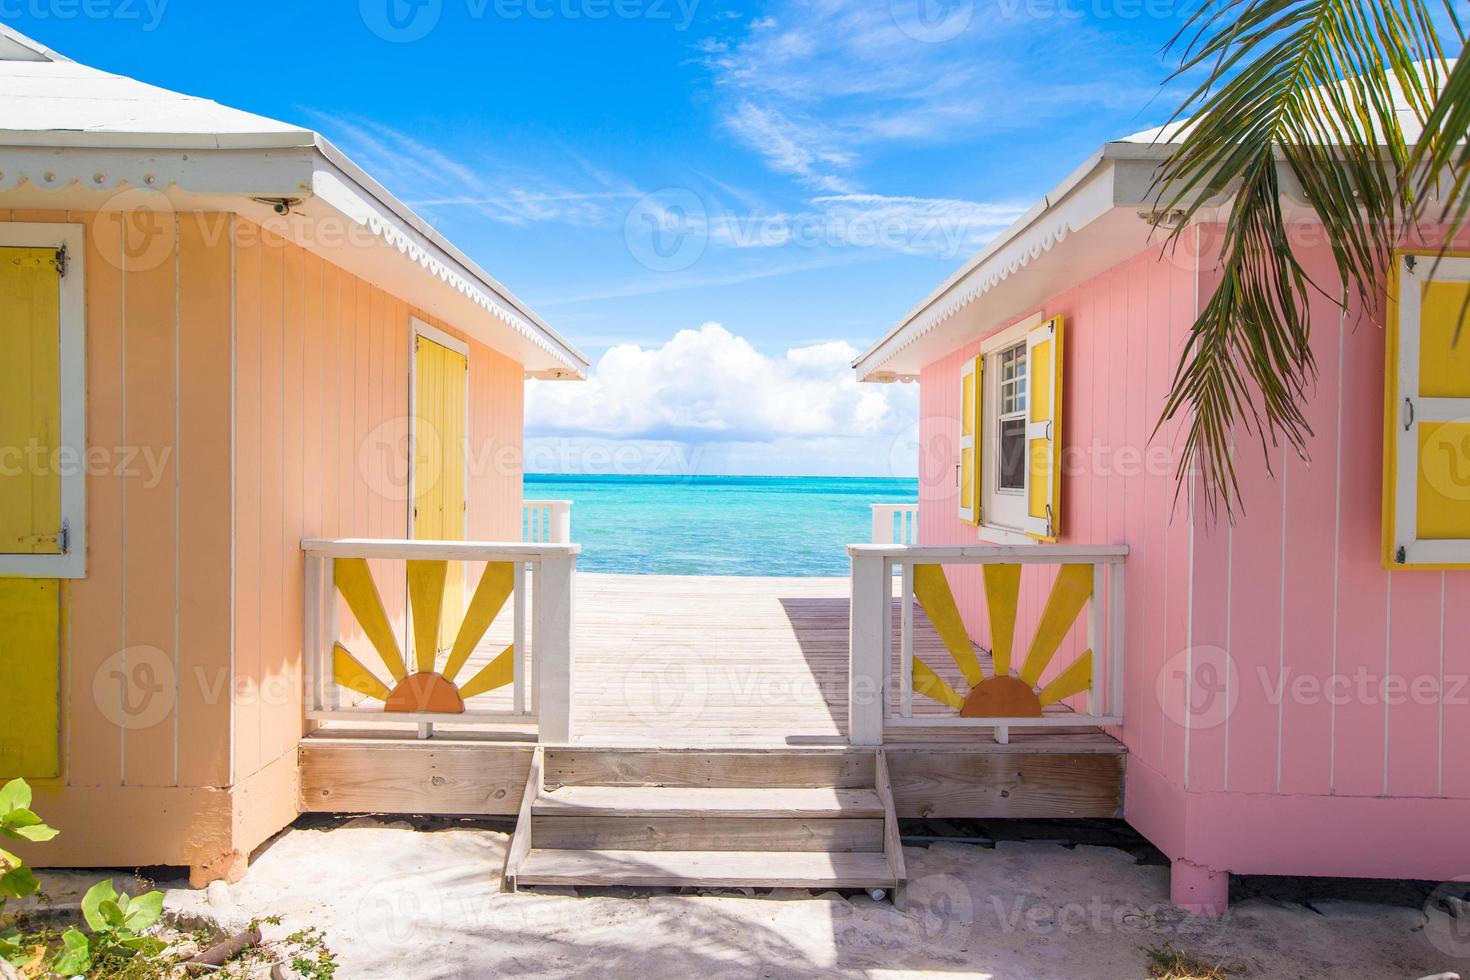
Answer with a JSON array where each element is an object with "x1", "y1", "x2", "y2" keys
[{"x1": 524, "y1": 475, "x2": 920, "y2": 576}]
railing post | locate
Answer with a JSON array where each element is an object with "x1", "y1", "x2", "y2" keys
[
  {"x1": 871, "y1": 506, "x2": 893, "y2": 545},
  {"x1": 535, "y1": 552, "x2": 576, "y2": 743},
  {"x1": 550, "y1": 501, "x2": 572, "y2": 545},
  {"x1": 849, "y1": 550, "x2": 887, "y2": 746},
  {"x1": 304, "y1": 553, "x2": 322, "y2": 716}
]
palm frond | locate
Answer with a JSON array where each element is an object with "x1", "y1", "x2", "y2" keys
[{"x1": 1152, "y1": 0, "x2": 1450, "y2": 516}]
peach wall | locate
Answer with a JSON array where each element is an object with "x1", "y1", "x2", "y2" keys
[
  {"x1": 6, "y1": 210, "x2": 526, "y2": 875},
  {"x1": 917, "y1": 226, "x2": 1470, "y2": 880},
  {"x1": 231, "y1": 219, "x2": 526, "y2": 794},
  {"x1": 2, "y1": 209, "x2": 236, "y2": 870}
]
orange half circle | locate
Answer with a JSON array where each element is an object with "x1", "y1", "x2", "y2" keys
[{"x1": 384, "y1": 672, "x2": 466, "y2": 714}]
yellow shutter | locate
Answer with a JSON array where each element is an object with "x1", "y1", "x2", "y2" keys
[
  {"x1": 959, "y1": 355, "x2": 981, "y2": 524},
  {"x1": 0, "y1": 247, "x2": 63, "y2": 554},
  {"x1": 413, "y1": 334, "x2": 469, "y2": 652},
  {"x1": 1384, "y1": 253, "x2": 1470, "y2": 569},
  {"x1": 0, "y1": 578, "x2": 61, "y2": 778},
  {"x1": 1024, "y1": 316, "x2": 1063, "y2": 541}
]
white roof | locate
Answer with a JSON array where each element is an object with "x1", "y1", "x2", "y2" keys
[
  {"x1": 0, "y1": 35, "x2": 311, "y2": 146},
  {"x1": 0, "y1": 23, "x2": 588, "y2": 377},
  {"x1": 853, "y1": 60, "x2": 1453, "y2": 381}
]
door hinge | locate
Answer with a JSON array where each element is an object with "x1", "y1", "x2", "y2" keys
[
  {"x1": 1046, "y1": 504, "x2": 1055, "y2": 538},
  {"x1": 1405, "y1": 254, "x2": 1418, "y2": 273},
  {"x1": 55, "y1": 243, "x2": 69, "y2": 278},
  {"x1": 1395, "y1": 545, "x2": 1407, "y2": 565},
  {"x1": 59, "y1": 519, "x2": 70, "y2": 554}
]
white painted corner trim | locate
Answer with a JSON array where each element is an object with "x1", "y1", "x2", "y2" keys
[{"x1": 0, "y1": 222, "x2": 86, "y2": 578}]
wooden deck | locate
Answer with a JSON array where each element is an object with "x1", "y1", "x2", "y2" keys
[{"x1": 301, "y1": 574, "x2": 1125, "y2": 821}]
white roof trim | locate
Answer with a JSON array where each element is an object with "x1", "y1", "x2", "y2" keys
[{"x1": 0, "y1": 24, "x2": 587, "y2": 378}]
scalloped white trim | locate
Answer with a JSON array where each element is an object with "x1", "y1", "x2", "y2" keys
[
  {"x1": 875, "y1": 219, "x2": 1074, "y2": 370},
  {"x1": 362, "y1": 214, "x2": 575, "y2": 371}
]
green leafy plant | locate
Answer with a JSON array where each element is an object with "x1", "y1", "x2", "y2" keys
[
  {"x1": 51, "y1": 879, "x2": 166, "y2": 976},
  {"x1": 1152, "y1": 0, "x2": 1465, "y2": 516},
  {"x1": 0, "y1": 778, "x2": 58, "y2": 962}
]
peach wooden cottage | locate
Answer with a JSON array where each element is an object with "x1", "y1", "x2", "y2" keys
[
  {"x1": 852, "y1": 91, "x2": 1470, "y2": 911},
  {"x1": 0, "y1": 25, "x2": 587, "y2": 885}
]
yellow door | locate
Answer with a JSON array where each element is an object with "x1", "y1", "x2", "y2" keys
[
  {"x1": 413, "y1": 334, "x2": 468, "y2": 654},
  {"x1": 0, "y1": 245, "x2": 65, "y2": 777}
]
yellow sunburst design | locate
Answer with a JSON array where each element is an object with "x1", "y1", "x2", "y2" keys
[
  {"x1": 910, "y1": 562, "x2": 1094, "y2": 717},
  {"x1": 332, "y1": 557, "x2": 518, "y2": 713}
]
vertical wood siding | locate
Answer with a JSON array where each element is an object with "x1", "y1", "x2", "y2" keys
[
  {"x1": 917, "y1": 226, "x2": 1470, "y2": 833},
  {"x1": 1, "y1": 210, "x2": 235, "y2": 793},
  {"x1": 230, "y1": 220, "x2": 525, "y2": 785}
]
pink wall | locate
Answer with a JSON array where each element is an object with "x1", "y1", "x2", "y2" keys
[{"x1": 916, "y1": 228, "x2": 1470, "y2": 879}]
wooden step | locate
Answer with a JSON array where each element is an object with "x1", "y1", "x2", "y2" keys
[
  {"x1": 542, "y1": 747, "x2": 876, "y2": 788},
  {"x1": 513, "y1": 849, "x2": 896, "y2": 890},
  {"x1": 534, "y1": 816, "x2": 885, "y2": 852},
  {"x1": 532, "y1": 785, "x2": 885, "y2": 819}
]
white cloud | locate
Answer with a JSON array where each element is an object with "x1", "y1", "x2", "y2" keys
[{"x1": 526, "y1": 322, "x2": 918, "y2": 475}]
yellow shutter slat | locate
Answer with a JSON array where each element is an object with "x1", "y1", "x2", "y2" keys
[
  {"x1": 0, "y1": 247, "x2": 62, "y2": 554},
  {"x1": 1025, "y1": 316, "x2": 1063, "y2": 541}
]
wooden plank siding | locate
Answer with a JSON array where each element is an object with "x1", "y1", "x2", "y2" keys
[
  {"x1": 0, "y1": 210, "x2": 525, "y2": 871},
  {"x1": 0, "y1": 210, "x2": 235, "y2": 799},
  {"x1": 916, "y1": 224, "x2": 1470, "y2": 840},
  {"x1": 230, "y1": 218, "x2": 526, "y2": 791}
]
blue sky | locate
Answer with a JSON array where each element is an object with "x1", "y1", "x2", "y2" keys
[{"x1": 10, "y1": 0, "x2": 1189, "y2": 476}]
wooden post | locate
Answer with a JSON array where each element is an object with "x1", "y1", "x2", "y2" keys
[
  {"x1": 849, "y1": 552, "x2": 887, "y2": 745},
  {"x1": 1088, "y1": 562, "x2": 1105, "y2": 717},
  {"x1": 1109, "y1": 560, "x2": 1126, "y2": 723},
  {"x1": 550, "y1": 501, "x2": 573, "y2": 545},
  {"x1": 871, "y1": 506, "x2": 892, "y2": 545},
  {"x1": 303, "y1": 553, "x2": 322, "y2": 715},
  {"x1": 535, "y1": 553, "x2": 576, "y2": 743}
]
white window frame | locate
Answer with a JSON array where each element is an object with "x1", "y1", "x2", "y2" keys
[
  {"x1": 406, "y1": 316, "x2": 471, "y2": 538},
  {"x1": 0, "y1": 223, "x2": 86, "y2": 578},
  {"x1": 978, "y1": 314, "x2": 1041, "y2": 538},
  {"x1": 1389, "y1": 254, "x2": 1470, "y2": 567}
]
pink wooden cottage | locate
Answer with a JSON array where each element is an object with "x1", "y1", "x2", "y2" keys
[{"x1": 852, "y1": 107, "x2": 1470, "y2": 911}]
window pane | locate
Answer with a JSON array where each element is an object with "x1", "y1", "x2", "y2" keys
[{"x1": 999, "y1": 417, "x2": 1026, "y2": 490}]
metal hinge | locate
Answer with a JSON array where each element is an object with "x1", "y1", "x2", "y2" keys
[
  {"x1": 59, "y1": 519, "x2": 70, "y2": 554},
  {"x1": 1046, "y1": 503, "x2": 1055, "y2": 538},
  {"x1": 1405, "y1": 254, "x2": 1418, "y2": 273},
  {"x1": 1396, "y1": 545, "x2": 1407, "y2": 565},
  {"x1": 55, "y1": 243, "x2": 69, "y2": 278}
]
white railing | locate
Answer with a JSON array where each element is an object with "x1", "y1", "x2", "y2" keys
[
  {"x1": 302, "y1": 538, "x2": 578, "y2": 742},
  {"x1": 871, "y1": 503, "x2": 919, "y2": 545},
  {"x1": 847, "y1": 543, "x2": 1127, "y2": 746},
  {"x1": 523, "y1": 500, "x2": 573, "y2": 544}
]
